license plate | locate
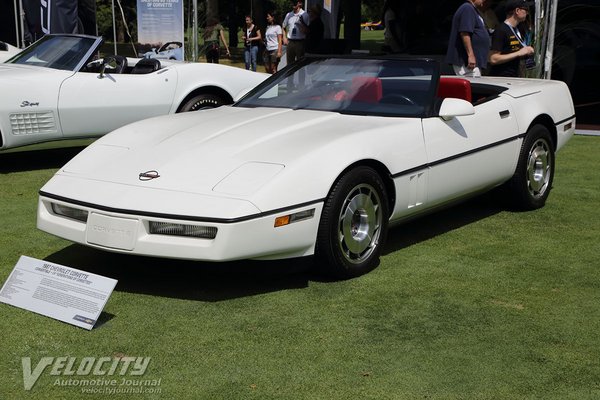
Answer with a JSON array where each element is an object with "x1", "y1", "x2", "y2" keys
[{"x1": 86, "y1": 213, "x2": 138, "y2": 251}]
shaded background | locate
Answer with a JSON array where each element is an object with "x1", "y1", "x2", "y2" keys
[{"x1": 1, "y1": 0, "x2": 598, "y2": 125}]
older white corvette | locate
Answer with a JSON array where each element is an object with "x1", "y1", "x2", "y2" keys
[
  {"x1": 37, "y1": 56, "x2": 575, "y2": 278},
  {"x1": 0, "y1": 34, "x2": 267, "y2": 150}
]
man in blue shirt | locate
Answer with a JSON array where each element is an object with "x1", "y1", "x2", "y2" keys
[{"x1": 446, "y1": 0, "x2": 490, "y2": 77}]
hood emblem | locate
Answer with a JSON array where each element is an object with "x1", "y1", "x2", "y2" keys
[{"x1": 139, "y1": 170, "x2": 160, "y2": 181}]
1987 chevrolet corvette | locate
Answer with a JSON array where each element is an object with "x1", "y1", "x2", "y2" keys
[{"x1": 37, "y1": 56, "x2": 575, "y2": 278}]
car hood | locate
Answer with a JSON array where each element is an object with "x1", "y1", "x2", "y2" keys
[{"x1": 57, "y1": 106, "x2": 405, "y2": 199}]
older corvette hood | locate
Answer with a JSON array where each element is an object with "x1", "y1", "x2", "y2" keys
[{"x1": 54, "y1": 106, "x2": 408, "y2": 201}]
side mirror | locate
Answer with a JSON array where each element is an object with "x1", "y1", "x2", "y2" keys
[
  {"x1": 438, "y1": 98, "x2": 475, "y2": 121},
  {"x1": 98, "y1": 56, "x2": 115, "y2": 78},
  {"x1": 98, "y1": 56, "x2": 125, "y2": 78}
]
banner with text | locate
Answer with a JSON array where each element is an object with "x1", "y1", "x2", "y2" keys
[{"x1": 137, "y1": 0, "x2": 184, "y2": 60}]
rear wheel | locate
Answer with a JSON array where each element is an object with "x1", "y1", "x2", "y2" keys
[
  {"x1": 316, "y1": 167, "x2": 389, "y2": 279},
  {"x1": 508, "y1": 124, "x2": 555, "y2": 210},
  {"x1": 179, "y1": 93, "x2": 226, "y2": 112}
]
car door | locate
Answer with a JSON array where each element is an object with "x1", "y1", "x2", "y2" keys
[
  {"x1": 57, "y1": 68, "x2": 178, "y2": 137},
  {"x1": 421, "y1": 96, "x2": 521, "y2": 207}
]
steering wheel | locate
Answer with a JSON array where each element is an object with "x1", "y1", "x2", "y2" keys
[{"x1": 380, "y1": 93, "x2": 417, "y2": 106}]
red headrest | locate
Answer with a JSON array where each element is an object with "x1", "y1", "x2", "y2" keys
[
  {"x1": 351, "y1": 76, "x2": 383, "y2": 103},
  {"x1": 437, "y1": 77, "x2": 472, "y2": 103}
]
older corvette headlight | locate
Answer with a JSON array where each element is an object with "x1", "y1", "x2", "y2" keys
[
  {"x1": 149, "y1": 221, "x2": 217, "y2": 239},
  {"x1": 51, "y1": 203, "x2": 89, "y2": 222}
]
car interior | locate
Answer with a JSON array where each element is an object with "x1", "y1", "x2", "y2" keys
[{"x1": 81, "y1": 55, "x2": 162, "y2": 75}]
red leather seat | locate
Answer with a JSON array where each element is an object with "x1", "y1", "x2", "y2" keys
[
  {"x1": 351, "y1": 76, "x2": 383, "y2": 103},
  {"x1": 437, "y1": 77, "x2": 472, "y2": 103}
]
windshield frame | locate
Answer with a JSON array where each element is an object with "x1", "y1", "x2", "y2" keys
[
  {"x1": 235, "y1": 55, "x2": 441, "y2": 118},
  {"x1": 6, "y1": 34, "x2": 103, "y2": 72}
]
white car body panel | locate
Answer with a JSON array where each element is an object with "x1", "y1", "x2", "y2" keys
[
  {"x1": 422, "y1": 96, "x2": 520, "y2": 205},
  {"x1": 37, "y1": 57, "x2": 576, "y2": 264},
  {"x1": 58, "y1": 66, "x2": 178, "y2": 136},
  {"x1": 0, "y1": 34, "x2": 268, "y2": 150},
  {"x1": 0, "y1": 41, "x2": 20, "y2": 63}
]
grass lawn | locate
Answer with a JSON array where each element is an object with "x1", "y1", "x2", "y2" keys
[{"x1": 1, "y1": 133, "x2": 599, "y2": 400}]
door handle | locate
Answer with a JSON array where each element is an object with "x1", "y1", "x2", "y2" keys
[{"x1": 499, "y1": 110, "x2": 510, "y2": 118}]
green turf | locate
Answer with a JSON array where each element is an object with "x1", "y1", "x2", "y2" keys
[{"x1": 1, "y1": 135, "x2": 599, "y2": 399}]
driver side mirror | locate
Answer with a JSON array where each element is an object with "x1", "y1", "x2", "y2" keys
[{"x1": 438, "y1": 98, "x2": 475, "y2": 121}]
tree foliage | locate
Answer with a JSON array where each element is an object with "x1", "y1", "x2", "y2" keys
[
  {"x1": 361, "y1": 0, "x2": 384, "y2": 22},
  {"x1": 95, "y1": 0, "x2": 304, "y2": 42}
]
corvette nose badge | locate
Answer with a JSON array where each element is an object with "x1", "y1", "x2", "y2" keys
[{"x1": 139, "y1": 170, "x2": 160, "y2": 181}]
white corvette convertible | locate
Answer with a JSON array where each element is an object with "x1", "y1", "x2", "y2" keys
[
  {"x1": 37, "y1": 56, "x2": 575, "y2": 278},
  {"x1": 0, "y1": 34, "x2": 267, "y2": 150}
]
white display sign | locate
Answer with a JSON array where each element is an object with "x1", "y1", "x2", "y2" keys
[{"x1": 0, "y1": 256, "x2": 117, "y2": 330}]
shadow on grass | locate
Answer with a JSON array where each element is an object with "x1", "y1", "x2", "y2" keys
[
  {"x1": 0, "y1": 145, "x2": 88, "y2": 173},
  {"x1": 383, "y1": 190, "x2": 504, "y2": 254},
  {"x1": 43, "y1": 191, "x2": 505, "y2": 301},
  {"x1": 45, "y1": 246, "x2": 313, "y2": 302},
  {"x1": 94, "y1": 312, "x2": 116, "y2": 329}
]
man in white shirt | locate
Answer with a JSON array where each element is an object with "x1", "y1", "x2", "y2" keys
[{"x1": 282, "y1": 0, "x2": 309, "y2": 65}]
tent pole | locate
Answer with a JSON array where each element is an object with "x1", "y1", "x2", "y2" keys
[
  {"x1": 112, "y1": 0, "x2": 118, "y2": 54},
  {"x1": 14, "y1": 0, "x2": 19, "y2": 47},
  {"x1": 18, "y1": 0, "x2": 26, "y2": 47},
  {"x1": 192, "y1": 0, "x2": 198, "y2": 61},
  {"x1": 544, "y1": 0, "x2": 558, "y2": 79}
]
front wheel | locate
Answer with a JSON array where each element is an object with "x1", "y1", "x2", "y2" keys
[
  {"x1": 508, "y1": 124, "x2": 555, "y2": 210},
  {"x1": 179, "y1": 93, "x2": 226, "y2": 112},
  {"x1": 316, "y1": 167, "x2": 389, "y2": 279}
]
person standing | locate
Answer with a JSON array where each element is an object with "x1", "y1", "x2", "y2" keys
[
  {"x1": 303, "y1": 4, "x2": 324, "y2": 54},
  {"x1": 488, "y1": 0, "x2": 535, "y2": 77},
  {"x1": 282, "y1": 0, "x2": 309, "y2": 65},
  {"x1": 382, "y1": 1, "x2": 405, "y2": 53},
  {"x1": 242, "y1": 15, "x2": 262, "y2": 71},
  {"x1": 203, "y1": 18, "x2": 230, "y2": 63},
  {"x1": 445, "y1": 0, "x2": 490, "y2": 77},
  {"x1": 263, "y1": 11, "x2": 283, "y2": 74}
]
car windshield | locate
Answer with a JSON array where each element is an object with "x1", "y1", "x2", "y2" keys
[
  {"x1": 160, "y1": 42, "x2": 181, "y2": 51},
  {"x1": 236, "y1": 57, "x2": 439, "y2": 117},
  {"x1": 7, "y1": 35, "x2": 98, "y2": 71}
]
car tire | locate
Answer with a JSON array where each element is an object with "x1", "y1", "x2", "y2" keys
[
  {"x1": 508, "y1": 124, "x2": 555, "y2": 210},
  {"x1": 316, "y1": 166, "x2": 389, "y2": 279},
  {"x1": 179, "y1": 94, "x2": 225, "y2": 112}
]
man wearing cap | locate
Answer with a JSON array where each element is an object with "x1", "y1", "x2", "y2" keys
[
  {"x1": 445, "y1": 0, "x2": 490, "y2": 77},
  {"x1": 488, "y1": 0, "x2": 535, "y2": 76}
]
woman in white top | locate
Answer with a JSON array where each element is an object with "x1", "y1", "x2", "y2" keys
[{"x1": 263, "y1": 11, "x2": 283, "y2": 74}]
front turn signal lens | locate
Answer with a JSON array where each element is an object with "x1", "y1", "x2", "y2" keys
[
  {"x1": 274, "y1": 209, "x2": 315, "y2": 228},
  {"x1": 274, "y1": 215, "x2": 290, "y2": 227}
]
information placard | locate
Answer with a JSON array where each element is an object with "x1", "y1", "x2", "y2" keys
[{"x1": 0, "y1": 256, "x2": 117, "y2": 330}]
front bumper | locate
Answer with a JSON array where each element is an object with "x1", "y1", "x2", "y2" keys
[{"x1": 37, "y1": 194, "x2": 323, "y2": 262}]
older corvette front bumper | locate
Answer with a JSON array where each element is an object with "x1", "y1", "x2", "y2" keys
[{"x1": 37, "y1": 192, "x2": 323, "y2": 262}]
